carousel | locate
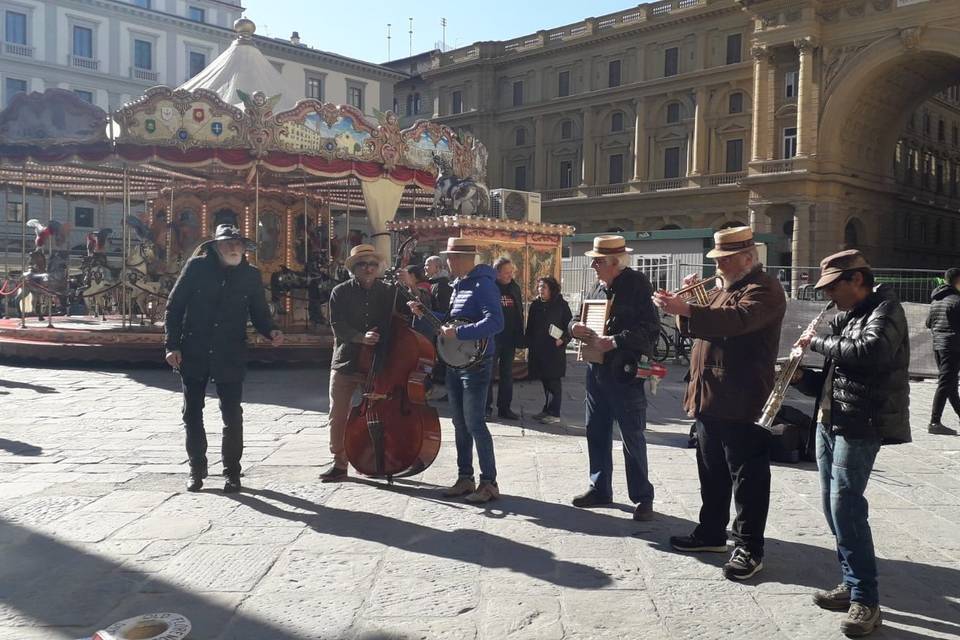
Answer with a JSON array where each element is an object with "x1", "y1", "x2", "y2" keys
[{"x1": 0, "y1": 18, "x2": 570, "y2": 364}]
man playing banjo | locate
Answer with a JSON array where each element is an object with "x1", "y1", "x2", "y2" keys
[{"x1": 410, "y1": 237, "x2": 504, "y2": 504}]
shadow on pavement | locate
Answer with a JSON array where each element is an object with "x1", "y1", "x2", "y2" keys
[
  {"x1": 0, "y1": 516, "x2": 311, "y2": 639},
  {"x1": 233, "y1": 487, "x2": 613, "y2": 589},
  {"x1": 0, "y1": 378, "x2": 57, "y2": 394},
  {"x1": 0, "y1": 437, "x2": 42, "y2": 456}
]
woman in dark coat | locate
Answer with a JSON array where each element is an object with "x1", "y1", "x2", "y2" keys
[{"x1": 525, "y1": 276, "x2": 573, "y2": 423}]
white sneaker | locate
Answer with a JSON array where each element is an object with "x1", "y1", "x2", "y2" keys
[{"x1": 539, "y1": 415, "x2": 561, "y2": 425}]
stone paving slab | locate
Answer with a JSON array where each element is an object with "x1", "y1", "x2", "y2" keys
[{"x1": 0, "y1": 360, "x2": 958, "y2": 639}]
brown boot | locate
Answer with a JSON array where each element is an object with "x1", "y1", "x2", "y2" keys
[
  {"x1": 442, "y1": 477, "x2": 476, "y2": 497},
  {"x1": 465, "y1": 481, "x2": 500, "y2": 504},
  {"x1": 840, "y1": 603, "x2": 881, "y2": 637}
]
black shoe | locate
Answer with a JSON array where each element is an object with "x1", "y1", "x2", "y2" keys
[
  {"x1": 185, "y1": 466, "x2": 207, "y2": 492},
  {"x1": 928, "y1": 422, "x2": 958, "y2": 435},
  {"x1": 498, "y1": 409, "x2": 520, "y2": 420},
  {"x1": 722, "y1": 546, "x2": 763, "y2": 580},
  {"x1": 223, "y1": 475, "x2": 242, "y2": 493},
  {"x1": 670, "y1": 534, "x2": 728, "y2": 553},
  {"x1": 571, "y1": 489, "x2": 612, "y2": 508},
  {"x1": 633, "y1": 503, "x2": 655, "y2": 521},
  {"x1": 813, "y1": 583, "x2": 852, "y2": 611},
  {"x1": 319, "y1": 465, "x2": 348, "y2": 483}
]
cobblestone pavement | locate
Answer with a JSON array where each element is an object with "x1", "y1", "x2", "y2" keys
[{"x1": 0, "y1": 359, "x2": 958, "y2": 640}]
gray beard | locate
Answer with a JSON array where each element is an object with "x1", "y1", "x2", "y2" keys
[{"x1": 719, "y1": 267, "x2": 750, "y2": 287}]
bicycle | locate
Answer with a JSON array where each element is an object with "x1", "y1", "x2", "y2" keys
[{"x1": 652, "y1": 320, "x2": 693, "y2": 363}]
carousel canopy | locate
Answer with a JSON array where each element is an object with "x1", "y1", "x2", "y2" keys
[{"x1": 178, "y1": 18, "x2": 292, "y2": 112}]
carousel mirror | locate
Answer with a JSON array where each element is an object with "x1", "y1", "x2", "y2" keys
[{"x1": 257, "y1": 211, "x2": 281, "y2": 261}]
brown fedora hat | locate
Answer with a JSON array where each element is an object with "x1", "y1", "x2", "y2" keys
[
  {"x1": 706, "y1": 226, "x2": 755, "y2": 258},
  {"x1": 439, "y1": 237, "x2": 481, "y2": 255},
  {"x1": 584, "y1": 235, "x2": 633, "y2": 258}
]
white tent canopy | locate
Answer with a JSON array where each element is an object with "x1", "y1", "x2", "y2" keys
[{"x1": 178, "y1": 18, "x2": 293, "y2": 111}]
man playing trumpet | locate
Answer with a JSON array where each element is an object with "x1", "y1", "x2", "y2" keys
[{"x1": 653, "y1": 226, "x2": 785, "y2": 580}]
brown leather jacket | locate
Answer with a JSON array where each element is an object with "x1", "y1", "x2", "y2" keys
[{"x1": 680, "y1": 266, "x2": 786, "y2": 424}]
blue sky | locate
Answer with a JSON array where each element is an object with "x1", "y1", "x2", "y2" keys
[{"x1": 241, "y1": 0, "x2": 635, "y2": 64}]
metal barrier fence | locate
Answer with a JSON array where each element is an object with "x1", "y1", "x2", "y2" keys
[{"x1": 560, "y1": 259, "x2": 941, "y2": 377}]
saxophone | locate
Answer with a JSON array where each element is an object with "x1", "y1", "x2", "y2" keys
[{"x1": 757, "y1": 301, "x2": 835, "y2": 431}]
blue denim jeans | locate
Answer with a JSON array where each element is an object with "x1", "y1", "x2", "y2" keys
[
  {"x1": 447, "y1": 356, "x2": 497, "y2": 483},
  {"x1": 816, "y1": 423, "x2": 882, "y2": 606},
  {"x1": 584, "y1": 363, "x2": 654, "y2": 505}
]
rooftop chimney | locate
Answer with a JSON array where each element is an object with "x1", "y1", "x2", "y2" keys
[{"x1": 290, "y1": 31, "x2": 301, "y2": 46}]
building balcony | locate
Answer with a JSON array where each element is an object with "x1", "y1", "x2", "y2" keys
[
  {"x1": 3, "y1": 41, "x2": 33, "y2": 58},
  {"x1": 69, "y1": 55, "x2": 100, "y2": 71},
  {"x1": 131, "y1": 67, "x2": 159, "y2": 82},
  {"x1": 540, "y1": 171, "x2": 747, "y2": 202}
]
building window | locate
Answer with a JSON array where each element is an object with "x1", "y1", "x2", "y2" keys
[
  {"x1": 451, "y1": 90, "x2": 463, "y2": 114},
  {"x1": 133, "y1": 0, "x2": 151, "y2": 8},
  {"x1": 404, "y1": 93, "x2": 414, "y2": 115},
  {"x1": 609, "y1": 154, "x2": 624, "y2": 184},
  {"x1": 664, "y1": 47, "x2": 679, "y2": 77},
  {"x1": 611, "y1": 112, "x2": 624, "y2": 133},
  {"x1": 608, "y1": 59, "x2": 621, "y2": 88},
  {"x1": 785, "y1": 70, "x2": 798, "y2": 99},
  {"x1": 725, "y1": 138, "x2": 744, "y2": 172},
  {"x1": 134, "y1": 39, "x2": 153, "y2": 70},
  {"x1": 512, "y1": 80, "x2": 523, "y2": 107},
  {"x1": 413, "y1": 93, "x2": 421, "y2": 114},
  {"x1": 951, "y1": 164, "x2": 958, "y2": 197},
  {"x1": 6, "y1": 199, "x2": 25, "y2": 222},
  {"x1": 783, "y1": 127, "x2": 797, "y2": 158},
  {"x1": 74, "y1": 89, "x2": 93, "y2": 103},
  {"x1": 922, "y1": 154, "x2": 931, "y2": 189},
  {"x1": 4, "y1": 77, "x2": 27, "y2": 107},
  {"x1": 953, "y1": 124, "x2": 958, "y2": 146},
  {"x1": 306, "y1": 77, "x2": 323, "y2": 100},
  {"x1": 558, "y1": 70, "x2": 570, "y2": 97},
  {"x1": 728, "y1": 92, "x2": 744, "y2": 114},
  {"x1": 938, "y1": 119, "x2": 945, "y2": 142},
  {"x1": 726, "y1": 33, "x2": 742, "y2": 65},
  {"x1": 908, "y1": 113, "x2": 916, "y2": 130},
  {"x1": 936, "y1": 160, "x2": 944, "y2": 193},
  {"x1": 664, "y1": 146, "x2": 681, "y2": 179},
  {"x1": 666, "y1": 102, "x2": 681, "y2": 124},
  {"x1": 189, "y1": 51, "x2": 206, "y2": 79},
  {"x1": 348, "y1": 86, "x2": 363, "y2": 110},
  {"x1": 188, "y1": 6, "x2": 205, "y2": 22},
  {"x1": 5, "y1": 11, "x2": 27, "y2": 45},
  {"x1": 74, "y1": 206, "x2": 95, "y2": 228},
  {"x1": 73, "y1": 25, "x2": 93, "y2": 58},
  {"x1": 515, "y1": 127, "x2": 525, "y2": 146},
  {"x1": 560, "y1": 160, "x2": 574, "y2": 188},
  {"x1": 923, "y1": 112, "x2": 930, "y2": 135},
  {"x1": 514, "y1": 165, "x2": 527, "y2": 190},
  {"x1": 560, "y1": 120, "x2": 572, "y2": 140},
  {"x1": 844, "y1": 220, "x2": 859, "y2": 248}
]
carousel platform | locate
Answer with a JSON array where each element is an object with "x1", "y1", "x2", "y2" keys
[{"x1": 0, "y1": 316, "x2": 333, "y2": 364}]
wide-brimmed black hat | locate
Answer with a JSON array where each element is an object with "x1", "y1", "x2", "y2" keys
[{"x1": 198, "y1": 224, "x2": 254, "y2": 252}]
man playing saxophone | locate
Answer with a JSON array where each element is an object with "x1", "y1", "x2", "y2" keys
[
  {"x1": 653, "y1": 226, "x2": 785, "y2": 580},
  {"x1": 791, "y1": 250, "x2": 910, "y2": 637}
]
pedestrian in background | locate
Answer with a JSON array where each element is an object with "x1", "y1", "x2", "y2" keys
[
  {"x1": 926, "y1": 267, "x2": 960, "y2": 436},
  {"x1": 400, "y1": 264, "x2": 435, "y2": 338},
  {"x1": 487, "y1": 256, "x2": 524, "y2": 420},
  {"x1": 425, "y1": 255, "x2": 453, "y2": 399},
  {"x1": 525, "y1": 276, "x2": 572, "y2": 424}
]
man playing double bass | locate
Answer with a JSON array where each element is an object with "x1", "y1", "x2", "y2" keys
[{"x1": 320, "y1": 244, "x2": 396, "y2": 483}]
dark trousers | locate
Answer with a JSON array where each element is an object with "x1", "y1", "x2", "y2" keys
[
  {"x1": 584, "y1": 363, "x2": 654, "y2": 504},
  {"x1": 694, "y1": 418, "x2": 771, "y2": 557},
  {"x1": 931, "y1": 349, "x2": 960, "y2": 423},
  {"x1": 486, "y1": 343, "x2": 516, "y2": 412},
  {"x1": 181, "y1": 377, "x2": 244, "y2": 478},
  {"x1": 541, "y1": 378, "x2": 562, "y2": 417}
]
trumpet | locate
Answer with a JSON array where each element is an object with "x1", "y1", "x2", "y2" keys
[
  {"x1": 757, "y1": 301, "x2": 836, "y2": 431},
  {"x1": 669, "y1": 274, "x2": 722, "y2": 305}
]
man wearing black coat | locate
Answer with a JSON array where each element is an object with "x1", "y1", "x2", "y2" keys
[
  {"x1": 926, "y1": 267, "x2": 960, "y2": 435},
  {"x1": 486, "y1": 257, "x2": 524, "y2": 419},
  {"x1": 165, "y1": 224, "x2": 282, "y2": 493}
]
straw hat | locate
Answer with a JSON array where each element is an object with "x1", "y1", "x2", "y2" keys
[
  {"x1": 814, "y1": 249, "x2": 871, "y2": 289},
  {"x1": 706, "y1": 226, "x2": 756, "y2": 258},
  {"x1": 584, "y1": 235, "x2": 633, "y2": 258},
  {"x1": 91, "y1": 613, "x2": 191, "y2": 640},
  {"x1": 344, "y1": 243, "x2": 383, "y2": 270},
  {"x1": 439, "y1": 237, "x2": 481, "y2": 255}
]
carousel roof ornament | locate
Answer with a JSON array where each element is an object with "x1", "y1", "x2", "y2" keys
[{"x1": 178, "y1": 18, "x2": 291, "y2": 112}]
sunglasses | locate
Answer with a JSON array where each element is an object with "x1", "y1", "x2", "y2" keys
[{"x1": 353, "y1": 261, "x2": 379, "y2": 269}]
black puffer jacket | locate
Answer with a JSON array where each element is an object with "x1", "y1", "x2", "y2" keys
[
  {"x1": 801, "y1": 285, "x2": 911, "y2": 444},
  {"x1": 925, "y1": 284, "x2": 960, "y2": 352},
  {"x1": 165, "y1": 249, "x2": 275, "y2": 384}
]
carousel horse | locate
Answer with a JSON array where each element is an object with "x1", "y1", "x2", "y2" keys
[
  {"x1": 431, "y1": 154, "x2": 490, "y2": 216},
  {"x1": 27, "y1": 218, "x2": 71, "y2": 250},
  {"x1": 125, "y1": 217, "x2": 172, "y2": 324},
  {"x1": 14, "y1": 250, "x2": 69, "y2": 321}
]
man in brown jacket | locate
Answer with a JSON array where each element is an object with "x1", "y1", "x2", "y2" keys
[{"x1": 654, "y1": 226, "x2": 786, "y2": 581}]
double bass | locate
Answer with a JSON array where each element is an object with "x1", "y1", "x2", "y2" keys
[{"x1": 343, "y1": 238, "x2": 441, "y2": 482}]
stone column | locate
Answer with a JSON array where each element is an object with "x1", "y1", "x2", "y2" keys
[
  {"x1": 580, "y1": 108, "x2": 595, "y2": 186},
  {"x1": 690, "y1": 86, "x2": 709, "y2": 175},
  {"x1": 795, "y1": 38, "x2": 818, "y2": 158},
  {"x1": 791, "y1": 203, "x2": 813, "y2": 296},
  {"x1": 534, "y1": 116, "x2": 547, "y2": 191},
  {"x1": 633, "y1": 98, "x2": 648, "y2": 181},
  {"x1": 751, "y1": 45, "x2": 775, "y2": 161}
]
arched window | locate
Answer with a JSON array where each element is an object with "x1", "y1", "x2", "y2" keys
[
  {"x1": 660, "y1": 223, "x2": 682, "y2": 230},
  {"x1": 611, "y1": 112, "x2": 624, "y2": 132},
  {"x1": 844, "y1": 220, "x2": 860, "y2": 249},
  {"x1": 560, "y1": 120, "x2": 573, "y2": 139},
  {"x1": 719, "y1": 219, "x2": 746, "y2": 229},
  {"x1": 413, "y1": 93, "x2": 422, "y2": 114},
  {"x1": 666, "y1": 102, "x2": 681, "y2": 124},
  {"x1": 728, "y1": 92, "x2": 744, "y2": 114},
  {"x1": 515, "y1": 127, "x2": 526, "y2": 146}
]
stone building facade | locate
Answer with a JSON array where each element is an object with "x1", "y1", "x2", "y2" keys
[{"x1": 387, "y1": 0, "x2": 960, "y2": 276}]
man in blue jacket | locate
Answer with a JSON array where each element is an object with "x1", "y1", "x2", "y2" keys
[{"x1": 411, "y1": 237, "x2": 504, "y2": 503}]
